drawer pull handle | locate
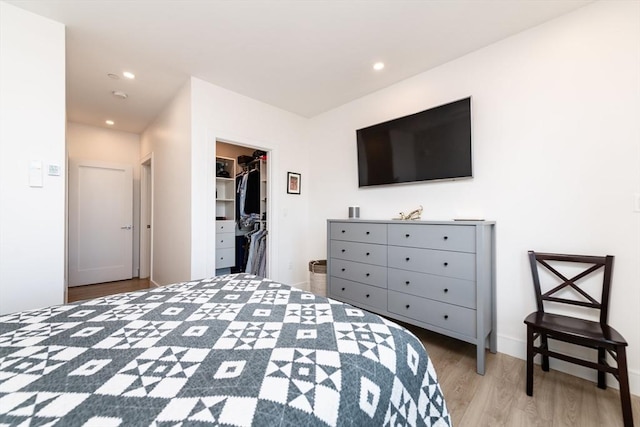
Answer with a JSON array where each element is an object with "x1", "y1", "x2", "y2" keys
[
  {"x1": 405, "y1": 281, "x2": 410, "y2": 285},
  {"x1": 342, "y1": 230, "x2": 346, "y2": 233},
  {"x1": 405, "y1": 304, "x2": 410, "y2": 309},
  {"x1": 341, "y1": 268, "x2": 345, "y2": 272},
  {"x1": 444, "y1": 236, "x2": 448, "y2": 240},
  {"x1": 405, "y1": 234, "x2": 410, "y2": 238},
  {"x1": 366, "y1": 294, "x2": 370, "y2": 298},
  {"x1": 443, "y1": 262, "x2": 448, "y2": 267},
  {"x1": 405, "y1": 257, "x2": 410, "y2": 262},
  {"x1": 366, "y1": 252, "x2": 370, "y2": 256},
  {"x1": 341, "y1": 249, "x2": 346, "y2": 253},
  {"x1": 221, "y1": 240, "x2": 224, "y2": 243},
  {"x1": 341, "y1": 287, "x2": 345, "y2": 291},
  {"x1": 366, "y1": 273, "x2": 370, "y2": 277},
  {"x1": 444, "y1": 288, "x2": 449, "y2": 293},
  {"x1": 444, "y1": 315, "x2": 449, "y2": 320},
  {"x1": 366, "y1": 231, "x2": 370, "y2": 235}
]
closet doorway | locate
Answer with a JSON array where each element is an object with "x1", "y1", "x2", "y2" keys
[{"x1": 215, "y1": 140, "x2": 270, "y2": 277}]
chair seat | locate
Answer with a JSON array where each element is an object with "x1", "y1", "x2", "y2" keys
[{"x1": 524, "y1": 311, "x2": 627, "y2": 347}]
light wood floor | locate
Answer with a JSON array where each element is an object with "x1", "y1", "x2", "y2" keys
[
  {"x1": 404, "y1": 323, "x2": 639, "y2": 427},
  {"x1": 65, "y1": 279, "x2": 638, "y2": 426},
  {"x1": 67, "y1": 277, "x2": 150, "y2": 303}
]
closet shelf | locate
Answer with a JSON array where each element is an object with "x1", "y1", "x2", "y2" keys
[{"x1": 215, "y1": 155, "x2": 236, "y2": 271}]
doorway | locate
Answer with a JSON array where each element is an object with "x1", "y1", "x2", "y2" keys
[
  {"x1": 215, "y1": 140, "x2": 270, "y2": 277},
  {"x1": 139, "y1": 154, "x2": 153, "y2": 282}
]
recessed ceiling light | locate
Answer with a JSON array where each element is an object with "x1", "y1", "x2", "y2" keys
[
  {"x1": 105, "y1": 120, "x2": 115, "y2": 126},
  {"x1": 123, "y1": 71, "x2": 135, "y2": 79},
  {"x1": 373, "y1": 62, "x2": 385, "y2": 71},
  {"x1": 107, "y1": 73, "x2": 120, "y2": 80},
  {"x1": 112, "y1": 90, "x2": 128, "y2": 99}
]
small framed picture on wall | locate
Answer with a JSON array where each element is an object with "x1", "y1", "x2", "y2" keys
[{"x1": 287, "y1": 172, "x2": 301, "y2": 195}]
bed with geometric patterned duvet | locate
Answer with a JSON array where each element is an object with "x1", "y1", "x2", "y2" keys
[{"x1": 0, "y1": 273, "x2": 451, "y2": 426}]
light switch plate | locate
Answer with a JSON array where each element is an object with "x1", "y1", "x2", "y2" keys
[{"x1": 48, "y1": 164, "x2": 61, "y2": 176}]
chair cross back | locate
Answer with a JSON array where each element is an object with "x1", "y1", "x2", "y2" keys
[{"x1": 529, "y1": 252, "x2": 613, "y2": 324}]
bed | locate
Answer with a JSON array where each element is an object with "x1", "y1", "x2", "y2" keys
[{"x1": 0, "y1": 273, "x2": 451, "y2": 426}]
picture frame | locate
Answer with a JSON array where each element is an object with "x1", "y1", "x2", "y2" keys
[{"x1": 287, "y1": 172, "x2": 301, "y2": 195}]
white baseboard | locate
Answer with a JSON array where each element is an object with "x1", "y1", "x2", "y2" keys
[
  {"x1": 498, "y1": 334, "x2": 639, "y2": 397},
  {"x1": 289, "y1": 281, "x2": 309, "y2": 292},
  {"x1": 150, "y1": 279, "x2": 161, "y2": 288}
]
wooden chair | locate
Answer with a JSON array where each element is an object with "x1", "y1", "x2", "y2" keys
[{"x1": 524, "y1": 251, "x2": 633, "y2": 427}]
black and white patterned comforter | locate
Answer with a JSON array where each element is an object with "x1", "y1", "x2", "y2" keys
[{"x1": 0, "y1": 273, "x2": 451, "y2": 426}]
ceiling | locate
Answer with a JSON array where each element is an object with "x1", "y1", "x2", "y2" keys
[{"x1": 9, "y1": 0, "x2": 592, "y2": 134}]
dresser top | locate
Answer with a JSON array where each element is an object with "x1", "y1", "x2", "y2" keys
[{"x1": 328, "y1": 219, "x2": 495, "y2": 225}]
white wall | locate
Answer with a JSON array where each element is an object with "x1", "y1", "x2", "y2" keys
[
  {"x1": 307, "y1": 1, "x2": 640, "y2": 393},
  {"x1": 190, "y1": 77, "x2": 309, "y2": 286},
  {"x1": 67, "y1": 122, "x2": 142, "y2": 277},
  {"x1": 0, "y1": 2, "x2": 66, "y2": 314},
  {"x1": 140, "y1": 82, "x2": 192, "y2": 285}
]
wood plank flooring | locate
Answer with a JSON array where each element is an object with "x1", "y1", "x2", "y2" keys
[
  {"x1": 404, "y1": 323, "x2": 639, "y2": 427},
  {"x1": 67, "y1": 277, "x2": 150, "y2": 302},
  {"x1": 65, "y1": 279, "x2": 638, "y2": 426}
]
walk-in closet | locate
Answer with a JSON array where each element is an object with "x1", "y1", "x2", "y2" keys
[{"x1": 215, "y1": 140, "x2": 268, "y2": 276}]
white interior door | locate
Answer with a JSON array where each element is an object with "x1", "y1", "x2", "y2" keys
[{"x1": 69, "y1": 159, "x2": 133, "y2": 287}]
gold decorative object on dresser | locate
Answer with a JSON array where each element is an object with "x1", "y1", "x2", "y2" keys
[{"x1": 327, "y1": 219, "x2": 496, "y2": 374}]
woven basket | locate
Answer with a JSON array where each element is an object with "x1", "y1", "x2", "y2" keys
[{"x1": 309, "y1": 260, "x2": 327, "y2": 297}]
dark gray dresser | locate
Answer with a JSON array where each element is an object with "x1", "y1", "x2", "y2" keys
[{"x1": 327, "y1": 219, "x2": 496, "y2": 374}]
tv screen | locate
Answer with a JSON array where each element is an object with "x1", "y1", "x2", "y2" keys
[{"x1": 357, "y1": 97, "x2": 472, "y2": 187}]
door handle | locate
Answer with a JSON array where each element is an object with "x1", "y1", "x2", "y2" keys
[{"x1": 121, "y1": 225, "x2": 132, "y2": 230}]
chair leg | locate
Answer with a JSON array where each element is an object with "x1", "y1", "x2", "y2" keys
[
  {"x1": 541, "y1": 333, "x2": 550, "y2": 372},
  {"x1": 616, "y1": 346, "x2": 634, "y2": 427},
  {"x1": 526, "y1": 325, "x2": 534, "y2": 396},
  {"x1": 597, "y1": 347, "x2": 607, "y2": 390}
]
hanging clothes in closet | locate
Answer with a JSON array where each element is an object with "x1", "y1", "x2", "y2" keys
[
  {"x1": 236, "y1": 162, "x2": 261, "y2": 228},
  {"x1": 244, "y1": 226, "x2": 267, "y2": 276},
  {"x1": 235, "y1": 158, "x2": 265, "y2": 274}
]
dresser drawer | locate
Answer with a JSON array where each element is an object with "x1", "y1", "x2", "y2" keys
[
  {"x1": 388, "y1": 224, "x2": 475, "y2": 253},
  {"x1": 216, "y1": 220, "x2": 235, "y2": 234},
  {"x1": 330, "y1": 240, "x2": 387, "y2": 266},
  {"x1": 388, "y1": 290, "x2": 476, "y2": 337},
  {"x1": 216, "y1": 247, "x2": 235, "y2": 268},
  {"x1": 329, "y1": 278, "x2": 387, "y2": 311},
  {"x1": 330, "y1": 259, "x2": 387, "y2": 289},
  {"x1": 330, "y1": 222, "x2": 387, "y2": 244},
  {"x1": 216, "y1": 232, "x2": 235, "y2": 249},
  {"x1": 388, "y1": 268, "x2": 476, "y2": 309},
  {"x1": 388, "y1": 246, "x2": 475, "y2": 280}
]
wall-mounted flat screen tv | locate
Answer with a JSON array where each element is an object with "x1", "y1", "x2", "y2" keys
[{"x1": 357, "y1": 97, "x2": 472, "y2": 187}]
